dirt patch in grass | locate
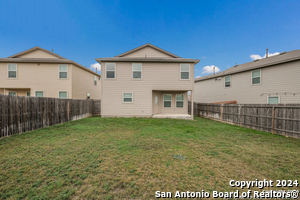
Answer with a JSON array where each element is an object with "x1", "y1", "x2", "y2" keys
[{"x1": 0, "y1": 116, "x2": 299, "y2": 199}]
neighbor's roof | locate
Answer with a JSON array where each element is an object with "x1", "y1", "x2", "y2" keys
[
  {"x1": 8, "y1": 46, "x2": 65, "y2": 59},
  {"x1": 1, "y1": 46, "x2": 100, "y2": 77},
  {"x1": 195, "y1": 49, "x2": 300, "y2": 82},
  {"x1": 96, "y1": 43, "x2": 200, "y2": 64}
]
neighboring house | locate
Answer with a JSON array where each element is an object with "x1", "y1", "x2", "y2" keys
[
  {"x1": 96, "y1": 43, "x2": 199, "y2": 119},
  {"x1": 194, "y1": 50, "x2": 300, "y2": 104},
  {"x1": 0, "y1": 46, "x2": 101, "y2": 99}
]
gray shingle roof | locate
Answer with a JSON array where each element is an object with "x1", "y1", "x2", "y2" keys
[
  {"x1": 95, "y1": 57, "x2": 200, "y2": 63},
  {"x1": 195, "y1": 50, "x2": 300, "y2": 82}
]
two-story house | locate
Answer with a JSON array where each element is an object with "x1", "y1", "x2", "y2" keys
[
  {"x1": 96, "y1": 43, "x2": 200, "y2": 119},
  {"x1": 194, "y1": 49, "x2": 300, "y2": 104},
  {"x1": 0, "y1": 46, "x2": 101, "y2": 99}
]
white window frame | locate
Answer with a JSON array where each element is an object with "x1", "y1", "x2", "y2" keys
[
  {"x1": 94, "y1": 75, "x2": 97, "y2": 85},
  {"x1": 163, "y1": 94, "x2": 172, "y2": 108},
  {"x1": 59, "y1": 91, "x2": 68, "y2": 99},
  {"x1": 267, "y1": 96, "x2": 280, "y2": 104},
  {"x1": 8, "y1": 91, "x2": 17, "y2": 96},
  {"x1": 106, "y1": 63, "x2": 116, "y2": 79},
  {"x1": 224, "y1": 75, "x2": 231, "y2": 88},
  {"x1": 251, "y1": 69, "x2": 261, "y2": 85},
  {"x1": 59, "y1": 64, "x2": 68, "y2": 79},
  {"x1": 123, "y1": 93, "x2": 133, "y2": 103},
  {"x1": 176, "y1": 94, "x2": 184, "y2": 108},
  {"x1": 132, "y1": 63, "x2": 142, "y2": 79},
  {"x1": 26, "y1": 92, "x2": 30, "y2": 97},
  {"x1": 8, "y1": 64, "x2": 17, "y2": 79},
  {"x1": 35, "y1": 91, "x2": 44, "y2": 97},
  {"x1": 180, "y1": 64, "x2": 190, "y2": 80}
]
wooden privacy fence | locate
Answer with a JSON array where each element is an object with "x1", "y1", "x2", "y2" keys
[
  {"x1": 0, "y1": 95, "x2": 101, "y2": 138},
  {"x1": 193, "y1": 102, "x2": 300, "y2": 139}
]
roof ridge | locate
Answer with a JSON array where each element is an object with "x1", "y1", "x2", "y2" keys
[{"x1": 115, "y1": 43, "x2": 181, "y2": 58}]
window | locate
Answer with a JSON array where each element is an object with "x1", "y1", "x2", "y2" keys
[
  {"x1": 35, "y1": 91, "x2": 44, "y2": 97},
  {"x1": 155, "y1": 96, "x2": 158, "y2": 105},
  {"x1": 176, "y1": 94, "x2": 184, "y2": 108},
  {"x1": 94, "y1": 76, "x2": 97, "y2": 85},
  {"x1": 59, "y1": 91, "x2": 67, "y2": 98},
  {"x1": 26, "y1": 92, "x2": 30, "y2": 96},
  {"x1": 268, "y1": 96, "x2": 279, "y2": 104},
  {"x1": 132, "y1": 63, "x2": 142, "y2": 79},
  {"x1": 106, "y1": 63, "x2": 116, "y2": 79},
  {"x1": 8, "y1": 64, "x2": 17, "y2": 78},
  {"x1": 123, "y1": 93, "x2": 133, "y2": 103},
  {"x1": 180, "y1": 64, "x2": 190, "y2": 80},
  {"x1": 59, "y1": 65, "x2": 68, "y2": 79},
  {"x1": 225, "y1": 76, "x2": 231, "y2": 87},
  {"x1": 252, "y1": 69, "x2": 261, "y2": 84},
  {"x1": 163, "y1": 94, "x2": 172, "y2": 108},
  {"x1": 8, "y1": 92, "x2": 16, "y2": 96}
]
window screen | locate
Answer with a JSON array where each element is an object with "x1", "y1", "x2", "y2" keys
[
  {"x1": 163, "y1": 94, "x2": 172, "y2": 108},
  {"x1": 180, "y1": 64, "x2": 190, "y2": 79},
  {"x1": 123, "y1": 93, "x2": 133, "y2": 103},
  {"x1": 8, "y1": 64, "x2": 17, "y2": 78},
  {"x1": 132, "y1": 63, "x2": 142, "y2": 79},
  {"x1": 59, "y1": 65, "x2": 68, "y2": 79}
]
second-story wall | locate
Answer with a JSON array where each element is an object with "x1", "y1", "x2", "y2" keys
[
  {"x1": 101, "y1": 62, "x2": 194, "y2": 116},
  {"x1": 72, "y1": 65, "x2": 101, "y2": 99},
  {"x1": 0, "y1": 62, "x2": 72, "y2": 98},
  {"x1": 194, "y1": 60, "x2": 300, "y2": 104}
]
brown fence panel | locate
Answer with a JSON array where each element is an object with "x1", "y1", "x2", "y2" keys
[
  {"x1": 0, "y1": 95, "x2": 101, "y2": 138},
  {"x1": 194, "y1": 102, "x2": 300, "y2": 139}
]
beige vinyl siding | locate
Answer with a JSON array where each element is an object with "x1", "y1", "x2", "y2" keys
[
  {"x1": 72, "y1": 65, "x2": 101, "y2": 100},
  {"x1": 194, "y1": 60, "x2": 300, "y2": 104},
  {"x1": 0, "y1": 62, "x2": 72, "y2": 98},
  {"x1": 101, "y1": 62, "x2": 194, "y2": 117},
  {"x1": 120, "y1": 46, "x2": 174, "y2": 58}
]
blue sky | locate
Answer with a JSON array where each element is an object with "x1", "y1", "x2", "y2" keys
[{"x1": 0, "y1": 0, "x2": 299, "y2": 77}]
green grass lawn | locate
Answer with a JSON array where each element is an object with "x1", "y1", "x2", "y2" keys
[{"x1": 0, "y1": 116, "x2": 299, "y2": 199}]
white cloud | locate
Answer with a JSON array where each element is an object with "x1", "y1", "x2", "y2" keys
[
  {"x1": 201, "y1": 65, "x2": 220, "y2": 74},
  {"x1": 90, "y1": 63, "x2": 101, "y2": 72},
  {"x1": 250, "y1": 54, "x2": 262, "y2": 60},
  {"x1": 196, "y1": 76, "x2": 201, "y2": 78},
  {"x1": 250, "y1": 52, "x2": 280, "y2": 60}
]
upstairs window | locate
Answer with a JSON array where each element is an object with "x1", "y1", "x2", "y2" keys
[
  {"x1": 8, "y1": 64, "x2": 17, "y2": 78},
  {"x1": 268, "y1": 96, "x2": 279, "y2": 104},
  {"x1": 59, "y1": 91, "x2": 67, "y2": 98},
  {"x1": 163, "y1": 94, "x2": 172, "y2": 108},
  {"x1": 106, "y1": 63, "x2": 116, "y2": 79},
  {"x1": 180, "y1": 64, "x2": 190, "y2": 79},
  {"x1": 132, "y1": 63, "x2": 142, "y2": 79},
  {"x1": 35, "y1": 91, "x2": 44, "y2": 97},
  {"x1": 94, "y1": 75, "x2": 97, "y2": 85},
  {"x1": 123, "y1": 93, "x2": 133, "y2": 103},
  {"x1": 252, "y1": 69, "x2": 261, "y2": 84},
  {"x1": 225, "y1": 76, "x2": 231, "y2": 87},
  {"x1": 176, "y1": 94, "x2": 184, "y2": 108},
  {"x1": 59, "y1": 65, "x2": 68, "y2": 79}
]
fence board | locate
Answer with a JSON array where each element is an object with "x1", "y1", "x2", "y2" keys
[
  {"x1": 194, "y1": 102, "x2": 300, "y2": 139},
  {"x1": 0, "y1": 95, "x2": 101, "y2": 138}
]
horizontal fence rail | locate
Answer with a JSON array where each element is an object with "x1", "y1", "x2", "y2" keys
[
  {"x1": 0, "y1": 95, "x2": 101, "y2": 138},
  {"x1": 193, "y1": 102, "x2": 300, "y2": 139}
]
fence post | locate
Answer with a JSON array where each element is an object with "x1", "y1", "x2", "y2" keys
[
  {"x1": 239, "y1": 104, "x2": 242, "y2": 126},
  {"x1": 272, "y1": 106, "x2": 276, "y2": 134},
  {"x1": 220, "y1": 104, "x2": 223, "y2": 121},
  {"x1": 207, "y1": 104, "x2": 209, "y2": 118}
]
